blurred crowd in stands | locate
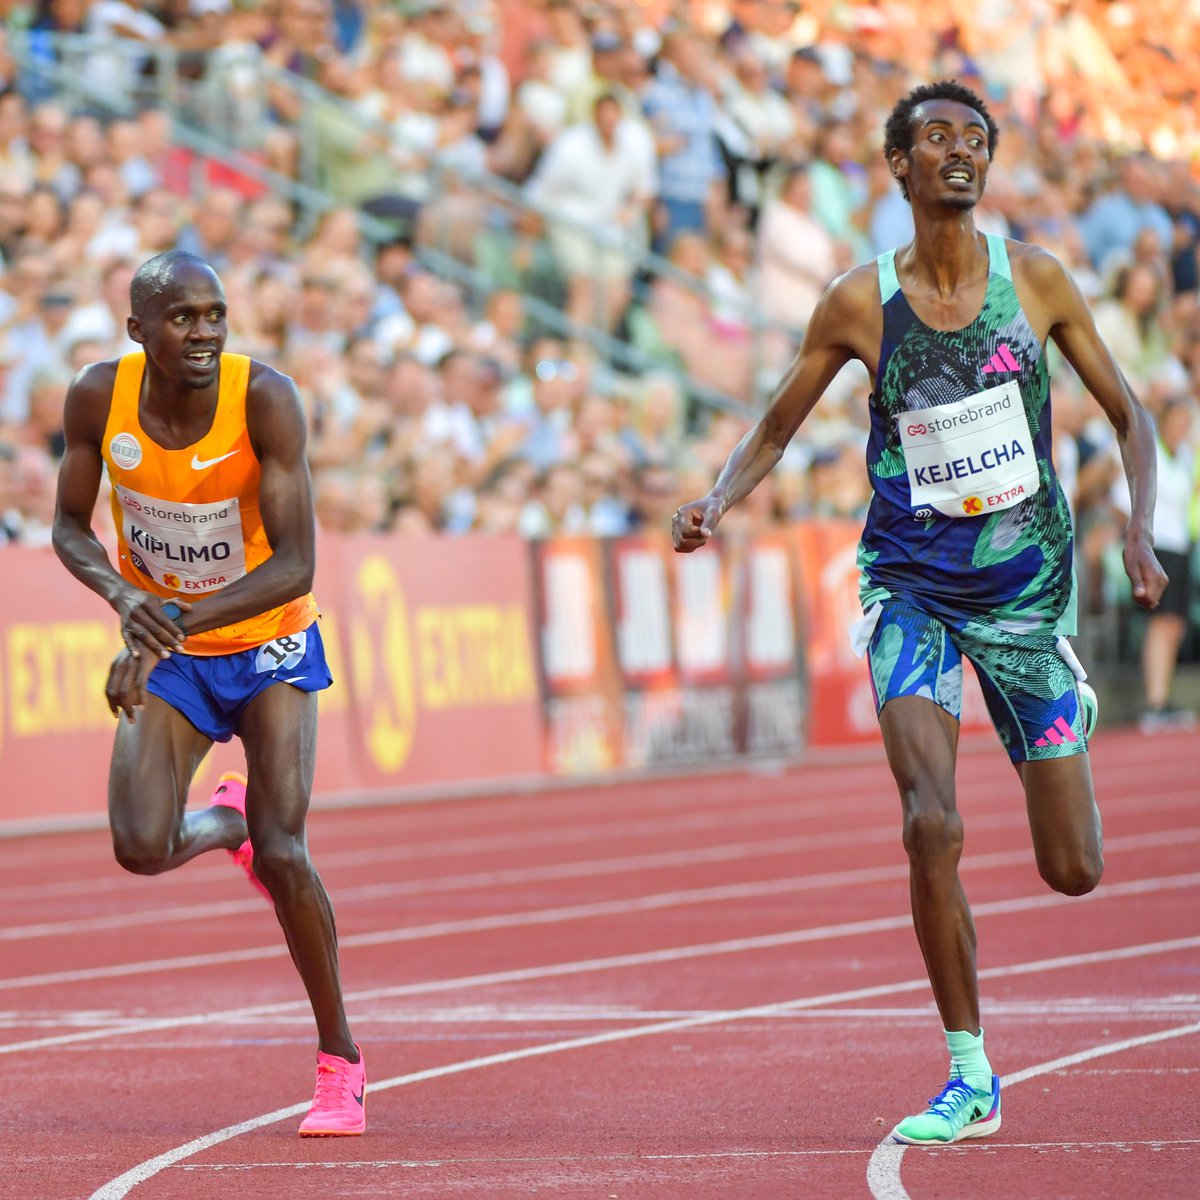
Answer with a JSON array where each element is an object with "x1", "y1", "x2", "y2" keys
[{"x1": 0, "y1": 0, "x2": 1196, "y2": 662}]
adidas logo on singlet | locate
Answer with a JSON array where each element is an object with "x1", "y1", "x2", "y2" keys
[{"x1": 981, "y1": 344, "x2": 1020, "y2": 374}]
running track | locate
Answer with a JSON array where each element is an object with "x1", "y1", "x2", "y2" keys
[{"x1": 2, "y1": 728, "x2": 1197, "y2": 1200}]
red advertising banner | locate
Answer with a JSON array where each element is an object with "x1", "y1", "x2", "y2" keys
[
  {"x1": 533, "y1": 536, "x2": 625, "y2": 773},
  {"x1": 314, "y1": 534, "x2": 542, "y2": 796},
  {"x1": 0, "y1": 535, "x2": 544, "y2": 831},
  {"x1": 733, "y1": 530, "x2": 807, "y2": 755},
  {"x1": 535, "y1": 531, "x2": 805, "y2": 774}
]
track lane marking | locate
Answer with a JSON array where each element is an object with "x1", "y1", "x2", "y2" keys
[
  {"x1": 2, "y1": 760, "x2": 1191, "y2": 899},
  {"x1": 84, "y1": 937, "x2": 1200, "y2": 1199},
  {"x1": 5, "y1": 874, "x2": 1198, "y2": 1055},
  {"x1": 4, "y1": 821, "x2": 1197, "y2": 949},
  {"x1": 177, "y1": 1138, "x2": 1200, "y2": 1171},
  {"x1": 865, "y1": 1022, "x2": 1200, "y2": 1200},
  {"x1": 3, "y1": 856, "x2": 1198, "y2": 1002}
]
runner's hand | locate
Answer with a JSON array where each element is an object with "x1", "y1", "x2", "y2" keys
[
  {"x1": 672, "y1": 497, "x2": 723, "y2": 553},
  {"x1": 1124, "y1": 532, "x2": 1168, "y2": 611},
  {"x1": 113, "y1": 590, "x2": 190, "y2": 659},
  {"x1": 105, "y1": 647, "x2": 159, "y2": 722}
]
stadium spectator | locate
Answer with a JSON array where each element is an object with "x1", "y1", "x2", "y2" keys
[
  {"x1": 526, "y1": 91, "x2": 656, "y2": 331},
  {"x1": 1133, "y1": 397, "x2": 1197, "y2": 731},
  {"x1": 756, "y1": 161, "x2": 839, "y2": 330},
  {"x1": 175, "y1": 184, "x2": 242, "y2": 270},
  {"x1": 717, "y1": 48, "x2": 798, "y2": 223},
  {"x1": 642, "y1": 29, "x2": 726, "y2": 245},
  {"x1": 1092, "y1": 261, "x2": 1175, "y2": 396},
  {"x1": 1079, "y1": 155, "x2": 1173, "y2": 275}
]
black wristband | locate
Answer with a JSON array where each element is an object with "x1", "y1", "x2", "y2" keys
[{"x1": 161, "y1": 601, "x2": 187, "y2": 637}]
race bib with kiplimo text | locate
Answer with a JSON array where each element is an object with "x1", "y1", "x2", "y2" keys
[{"x1": 115, "y1": 484, "x2": 247, "y2": 593}]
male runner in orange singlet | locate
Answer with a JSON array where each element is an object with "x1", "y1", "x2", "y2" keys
[{"x1": 53, "y1": 250, "x2": 365, "y2": 1136}]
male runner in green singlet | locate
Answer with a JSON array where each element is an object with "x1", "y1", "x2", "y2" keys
[{"x1": 672, "y1": 80, "x2": 1166, "y2": 1144}]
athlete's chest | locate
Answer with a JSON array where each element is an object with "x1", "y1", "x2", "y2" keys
[
  {"x1": 893, "y1": 274, "x2": 989, "y2": 333},
  {"x1": 137, "y1": 395, "x2": 221, "y2": 452}
]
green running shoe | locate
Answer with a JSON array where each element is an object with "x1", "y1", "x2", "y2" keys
[
  {"x1": 1078, "y1": 681, "x2": 1099, "y2": 740},
  {"x1": 891, "y1": 1075, "x2": 1001, "y2": 1145}
]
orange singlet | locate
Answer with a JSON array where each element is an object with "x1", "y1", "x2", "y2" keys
[{"x1": 102, "y1": 351, "x2": 318, "y2": 656}]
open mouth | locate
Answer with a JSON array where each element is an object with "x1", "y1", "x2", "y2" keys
[
  {"x1": 185, "y1": 349, "x2": 218, "y2": 369},
  {"x1": 943, "y1": 168, "x2": 973, "y2": 185}
]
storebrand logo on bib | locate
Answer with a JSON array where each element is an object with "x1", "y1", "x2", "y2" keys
[{"x1": 109, "y1": 433, "x2": 142, "y2": 470}]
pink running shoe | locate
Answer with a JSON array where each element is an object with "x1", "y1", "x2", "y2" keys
[
  {"x1": 298, "y1": 1046, "x2": 366, "y2": 1137},
  {"x1": 208, "y1": 771, "x2": 270, "y2": 900}
]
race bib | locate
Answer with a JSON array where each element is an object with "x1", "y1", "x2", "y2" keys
[
  {"x1": 254, "y1": 631, "x2": 308, "y2": 674},
  {"x1": 115, "y1": 484, "x2": 247, "y2": 592},
  {"x1": 897, "y1": 380, "x2": 1040, "y2": 518}
]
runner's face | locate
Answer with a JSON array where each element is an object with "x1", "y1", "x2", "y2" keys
[
  {"x1": 131, "y1": 269, "x2": 227, "y2": 389},
  {"x1": 896, "y1": 99, "x2": 990, "y2": 211}
]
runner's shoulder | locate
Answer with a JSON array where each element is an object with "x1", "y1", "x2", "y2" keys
[
  {"x1": 829, "y1": 261, "x2": 882, "y2": 308},
  {"x1": 64, "y1": 357, "x2": 122, "y2": 440},
  {"x1": 813, "y1": 263, "x2": 880, "y2": 328},
  {"x1": 1005, "y1": 238, "x2": 1069, "y2": 289},
  {"x1": 807, "y1": 263, "x2": 884, "y2": 355},
  {"x1": 246, "y1": 358, "x2": 304, "y2": 414},
  {"x1": 68, "y1": 356, "x2": 122, "y2": 402}
]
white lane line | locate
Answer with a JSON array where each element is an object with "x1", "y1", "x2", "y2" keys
[
  {"x1": 4, "y1": 820, "x2": 1195, "y2": 950},
  {"x1": 1, "y1": 829, "x2": 909, "y2": 942},
  {"x1": 180, "y1": 1150, "x2": 877, "y2": 1171},
  {"x1": 4, "y1": 854, "x2": 1195, "y2": 1003},
  {"x1": 0, "y1": 830, "x2": 1195, "y2": 998},
  {"x1": 0, "y1": 795, "x2": 834, "y2": 903},
  {"x1": 3, "y1": 876, "x2": 1197, "y2": 1059},
  {"x1": 865, "y1": 1022, "x2": 1200, "y2": 1200},
  {"x1": 14, "y1": 993, "x2": 1198, "y2": 1033},
  {"x1": 178, "y1": 1139, "x2": 1200, "y2": 1171},
  {"x1": 4, "y1": 767, "x2": 1194, "y2": 904},
  {"x1": 85, "y1": 943, "x2": 1200, "y2": 1200}
]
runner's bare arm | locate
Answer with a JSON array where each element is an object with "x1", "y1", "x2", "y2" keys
[
  {"x1": 1016, "y1": 246, "x2": 1166, "y2": 610},
  {"x1": 672, "y1": 267, "x2": 878, "y2": 552},
  {"x1": 52, "y1": 362, "x2": 187, "y2": 659},
  {"x1": 172, "y1": 363, "x2": 316, "y2": 636}
]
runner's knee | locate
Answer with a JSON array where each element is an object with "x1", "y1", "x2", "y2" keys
[
  {"x1": 250, "y1": 830, "x2": 311, "y2": 891},
  {"x1": 111, "y1": 826, "x2": 174, "y2": 875},
  {"x1": 1037, "y1": 847, "x2": 1103, "y2": 896},
  {"x1": 901, "y1": 798, "x2": 964, "y2": 865}
]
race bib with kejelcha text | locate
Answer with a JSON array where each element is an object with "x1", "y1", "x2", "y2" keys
[
  {"x1": 897, "y1": 380, "x2": 1040, "y2": 518},
  {"x1": 115, "y1": 484, "x2": 247, "y2": 593}
]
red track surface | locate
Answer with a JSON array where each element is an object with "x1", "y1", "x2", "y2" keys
[{"x1": 2, "y1": 728, "x2": 1198, "y2": 1200}]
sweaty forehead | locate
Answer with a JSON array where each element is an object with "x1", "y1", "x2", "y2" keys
[
  {"x1": 157, "y1": 269, "x2": 225, "y2": 311},
  {"x1": 912, "y1": 99, "x2": 986, "y2": 132}
]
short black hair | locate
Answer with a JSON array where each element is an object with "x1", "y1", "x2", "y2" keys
[
  {"x1": 883, "y1": 80, "x2": 999, "y2": 199},
  {"x1": 129, "y1": 250, "x2": 219, "y2": 319}
]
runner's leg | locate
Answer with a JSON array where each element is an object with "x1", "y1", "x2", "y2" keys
[
  {"x1": 108, "y1": 696, "x2": 239, "y2": 874},
  {"x1": 879, "y1": 696, "x2": 979, "y2": 1033},
  {"x1": 238, "y1": 681, "x2": 356, "y2": 1062},
  {"x1": 1017, "y1": 754, "x2": 1103, "y2": 895}
]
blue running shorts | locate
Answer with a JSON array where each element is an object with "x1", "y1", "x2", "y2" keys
[
  {"x1": 146, "y1": 621, "x2": 333, "y2": 743},
  {"x1": 852, "y1": 598, "x2": 1089, "y2": 764}
]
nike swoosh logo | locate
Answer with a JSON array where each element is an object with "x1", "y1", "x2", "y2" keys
[
  {"x1": 352, "y1": 1087, "x2": 364, "y2": 1106},
  {"x1": 191, "y1": 450, "x2": 240, "y2": 471}
]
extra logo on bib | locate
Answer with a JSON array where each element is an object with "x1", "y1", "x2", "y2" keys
[
  {"x1": 115, "y1": 483, "x2": 247, "y2": 592},
  {"x1": 897, "y1": 380, "x2": 1039, "y2": 519}
]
